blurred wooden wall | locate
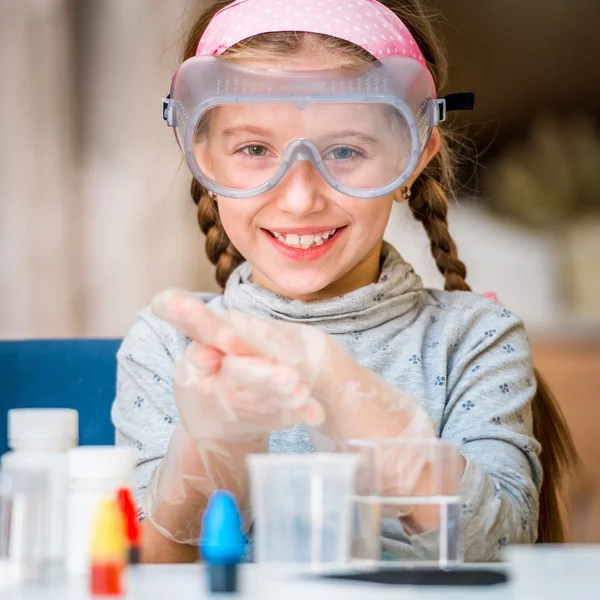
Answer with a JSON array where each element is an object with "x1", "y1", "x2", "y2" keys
[
  {"x1": 0, "y1": 0, "x2": 79, "y2": 337},
  {"x1": 438, "y1": 0, "x2": 600, "y2": 156},
  {"x1": 0, "y1": 0, "x2": 218, "y2": 339},
  {"x1": 532, "y1": 338, "x2": 600, "y2": 542}
]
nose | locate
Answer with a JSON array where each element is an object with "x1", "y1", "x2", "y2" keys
[{"x1": 274, "y1": 160, "x2": 327, "y2": 217}]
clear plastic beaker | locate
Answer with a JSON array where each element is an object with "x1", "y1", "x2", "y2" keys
[
  {"x1": 247, "y1": 453, "x2": 359, "y2": 567},
  {"x1": 0, "y1": 469, "x2": 49, "y2": 587},
  {"x1": 348, "y1": 438, "x2": 463, "y2": 567}
]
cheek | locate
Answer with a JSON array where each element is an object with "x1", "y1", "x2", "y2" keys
[
  {"x1": 345, "y1": 196, "x2": 393, "y2": 236},
  {"x1": 216, "y1": 200, "x2": 258, "y2": 248}
]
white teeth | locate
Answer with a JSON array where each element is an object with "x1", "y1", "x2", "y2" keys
[
  {"x1": 284, "y1": 234, "x2": 300, "y2": 245},
  {"x1": 269, "y1": 228, "x2": 338, "y2": 249},
  {"x1": 300, "y1": 234, "x2": 314, "y2": 247}
]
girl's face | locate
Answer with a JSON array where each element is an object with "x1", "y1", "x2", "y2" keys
[{"x1": 201, "y1": 52, "x2": 439, "y2": 301}]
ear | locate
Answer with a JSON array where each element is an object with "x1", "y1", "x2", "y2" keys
[{"x1": 396, "y1": 128, "x2": 442, "y2": 200}]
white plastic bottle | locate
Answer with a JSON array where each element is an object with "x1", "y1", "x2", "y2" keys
[
  {"x1": 65, "y1": 446, "x2": 136, "y2": 574},
  {"x1": 1, "y1": 408, "x2": 79, "y2": 565}
]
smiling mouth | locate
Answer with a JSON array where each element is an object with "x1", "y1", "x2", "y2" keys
[{"x1": 263, "y1": 228, "x2": 344, "y2": 249}]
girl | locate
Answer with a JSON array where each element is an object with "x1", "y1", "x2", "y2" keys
[{"x1": 112, "y1": 0, "x2": 576, "y2": 564}]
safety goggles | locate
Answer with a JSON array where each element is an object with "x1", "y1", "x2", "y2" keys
[{"x1": 163, "y1": 56, "x2": 473, "y2": 199}]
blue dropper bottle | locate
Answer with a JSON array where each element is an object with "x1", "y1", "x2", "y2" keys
[{"x1": 200, "y1": 490, "x2": 245, "y2": 593}]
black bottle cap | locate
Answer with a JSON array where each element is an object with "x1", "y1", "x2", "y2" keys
[
  {"x1": 128, "y1": 546, "x2": 141, "y2": 566},
  {"x1": 208, "y1": 563, "x2": 238, "y2": 593}
]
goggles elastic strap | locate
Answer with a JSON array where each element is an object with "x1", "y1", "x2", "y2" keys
[{"x1": 437, "y1": 92, "x2": 475, "y2": 123}]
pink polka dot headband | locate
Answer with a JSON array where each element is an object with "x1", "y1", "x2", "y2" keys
[{"x1": 196, "y1": 0, "x2": 428, "y2": 69}]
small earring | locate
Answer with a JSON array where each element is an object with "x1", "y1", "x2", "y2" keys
[
  {"x1": 400, "y1": 185, "x2": 412, "y2": 200},
  {"x1": 207, "y1": 191, "x2": 216, "y2": 200}
]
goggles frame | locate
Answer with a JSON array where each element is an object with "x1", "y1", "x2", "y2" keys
[{"x1": 162, "y1": 57, "x2": 474, "y2": 199}]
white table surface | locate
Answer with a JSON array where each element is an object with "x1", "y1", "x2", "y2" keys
[{"x1": 3, "y1": 547, "x2": 600, "y2": 600}]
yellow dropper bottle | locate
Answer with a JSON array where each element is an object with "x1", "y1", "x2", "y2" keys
[{"x1": 89, "y1": 499, "x2": 127, "y2": 597}]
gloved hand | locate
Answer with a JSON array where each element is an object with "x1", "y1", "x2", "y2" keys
[
  {"x1": 150, "y1": 290, "x2": 437, "y2": 515},
  {"x1": 142, "y1": 290, "x2": 324, "y2": 544},
  {"x1": 153, "y1": 290, "x2": 434, "y2": 448}
]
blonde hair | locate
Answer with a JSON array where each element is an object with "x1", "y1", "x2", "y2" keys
[{"x1": 181, "y1": 0, "x2": 578, "y2": 543}]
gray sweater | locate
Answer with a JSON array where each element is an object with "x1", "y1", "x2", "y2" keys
[{"x1": 112, "y1": 242, "x2": 541, "y2": 562}]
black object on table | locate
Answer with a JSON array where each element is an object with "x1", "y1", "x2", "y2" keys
[{"x1": 321, "y1": 567, "x2": 508, "y2": 586}]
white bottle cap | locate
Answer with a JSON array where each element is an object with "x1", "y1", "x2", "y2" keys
[
  {"x1": 67, "y1": 446, "x2": 136, "y2": 483},
  {"x1": 8, "y1": 408, "x2": 79, "y2": 451}
]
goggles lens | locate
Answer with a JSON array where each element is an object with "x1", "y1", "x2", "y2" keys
[{"x1": 193, "y1": 102, "x2": 413, "y2": 193}]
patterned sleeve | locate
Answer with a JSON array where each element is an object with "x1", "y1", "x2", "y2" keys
[
  {"x1": 110, "y1": 308, "x2": 187, "y2": 514},
  {"x1": 442, "y1": 296, "x2": 542, "y2": 561}
]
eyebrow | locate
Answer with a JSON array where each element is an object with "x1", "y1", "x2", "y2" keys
[
  {"x1": 221, "y1": 126, "x2": 379, "y2": 144},
  {"x1": 221, "y1": 125, "x2": 273, "y2": 138},
  {"x1": 322, "y1": 131, "x2": 379, "y2": 145}
]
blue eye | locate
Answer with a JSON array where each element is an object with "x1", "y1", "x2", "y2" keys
[
  {"x1": 331, "y1": 147, "x2": 355, "y2": 160},
  {"x1": 325, "y1": 147, "x2": 365, "y2": 162}
]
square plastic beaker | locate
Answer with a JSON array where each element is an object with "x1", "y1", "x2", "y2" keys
[
  {"x1": 348, "y1": 439, "x2": 463, "y2": 567},
  {"x1": 0, "y1": 469, "x2": 49, "y2": 587},
  {"x1": 247, "y1": 453, "x2": 359, "y2": 567}
]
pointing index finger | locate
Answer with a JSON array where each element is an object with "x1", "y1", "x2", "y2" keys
[{"x1": 151, "y1": 288, "x2": 258, "y2": 356}]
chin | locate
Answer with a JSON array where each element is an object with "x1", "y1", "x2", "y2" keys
[{"x1": 265, "y1": 270, "x2": 338, "y2": 299}]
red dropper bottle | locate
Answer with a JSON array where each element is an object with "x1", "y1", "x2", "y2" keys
[{"x1": 116, "y1": 488, "x2": 141, "y2": 565}]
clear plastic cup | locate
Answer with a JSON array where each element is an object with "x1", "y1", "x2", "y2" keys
[
  {"x1": 0, "y1": 469, "x2": 49, "y2": 588},
  {"x1": 247, "y1": 454, "x2": 359, "y2": 567},
  {"x1": 348, "y1": 439, "x2": 463, "y2": 567}
]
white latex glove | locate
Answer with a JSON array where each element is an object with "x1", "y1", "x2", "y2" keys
[
  {"x1": 156, "y1": 291, "x2": 433, "y2": 446},
  {"x1": 153, "y1": 290, "x2": 436, "y2": 500},
  {"x1": 142, "y1": 290, "x2": 325, "y2": 544}
]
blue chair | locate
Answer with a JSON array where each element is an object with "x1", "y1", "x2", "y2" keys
[{"x1": 0, "y1": 339, "x2": 122, "y2": 456}]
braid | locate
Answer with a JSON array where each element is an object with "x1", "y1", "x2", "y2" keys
[
  {"x1": 408, "y1": 153, "x2": 470, "y2": 292},
  {"x1": 191, "y1": 179, "x2": 244, "y2": 289}
]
